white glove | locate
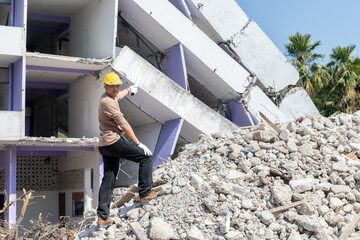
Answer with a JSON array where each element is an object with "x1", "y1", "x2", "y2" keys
[
  {"x1": 129, "y1": 85, "x2": 138, "y2": 96},
  {"x1": 138, "y1": 142, "x2": 152, "y2": 156}
]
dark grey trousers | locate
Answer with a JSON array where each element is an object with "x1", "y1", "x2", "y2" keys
[{"x1": 97, "y1": 137, "x2": 153, "y2": 219}]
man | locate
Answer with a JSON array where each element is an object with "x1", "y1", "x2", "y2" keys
[{"x1": 97, "y1": 72, "x2": 159, "y2": 226}]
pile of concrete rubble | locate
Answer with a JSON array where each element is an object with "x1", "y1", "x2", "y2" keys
[{"x1": 76, "y1": 111, "x2": 360, "y2": 240}]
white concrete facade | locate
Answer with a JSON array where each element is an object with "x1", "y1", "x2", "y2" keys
[
  {"x1": 279, "y1": 87, "x2": 320, "y2": 120},
  {"x1": 118, "y1": 0, "x2": 250, "y2": 101},
  {"x1": 0, "y1": 112, "x2": 22, "y2": 140},
  {"x1": 186, "y1": 0, "x2": 299, "y2": 91},
  {"x1": 0, "y1": 26, "x2": 23, "y2": 67}
]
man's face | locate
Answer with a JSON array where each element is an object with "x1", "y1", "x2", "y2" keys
[{"x1": 104, "y1": 84, "x2": 120, "y2": 99}]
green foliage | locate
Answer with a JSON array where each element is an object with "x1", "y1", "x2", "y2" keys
[{"x1": 284, "y1": 33, "x2": 360, "y2": 116}]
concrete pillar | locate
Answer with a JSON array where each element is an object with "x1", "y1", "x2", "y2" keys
[
  {"x1": 166, "y1": 44, "x2": 187, "y2": 90},
  {"x1": 84, "y1": 168, "x2": 93, "y2": 213},
  {"x1": 226, "y1": 99, "x2": 254, "y2": 127},
  {"x1": 4, "y1": 145, "x2": 16, "y2": 228},
  {"x1": 153, "y1": 118, "x2": 184, "y2": 170}
]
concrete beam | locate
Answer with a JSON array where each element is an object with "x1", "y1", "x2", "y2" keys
[
  {"x1": 186, "y1": 0, "x2": 299, "y2": 91},
  {"x1": 246, "y1": 86, "x2": 289, "y2": 124},
  {"x1": 185, "y1": 0, "x2": 248, "y2": 42},
  {"x1": 279, "y1": 87, "x2": 320, "y2": 120},
  {"x1": 153, "y1": 118, "x2": 184, "y2": 170},
  {"x1": 16, "y1": 145, "x2": 94, "y2": 152},
  {"x1": 26, "y1": 65, "x2": 94, "y2": 75},
  {"x1": 113, "y1": 46, "x2": 239, "y2": 141},
  {"x1": 118, "y1": 0, "x2": 250, "y2": 101}
]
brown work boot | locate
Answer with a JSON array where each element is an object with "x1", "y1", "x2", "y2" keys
[
  {"x1": 97, "y1": 214, "x2": 114, "y2": 227},
  {"x1": 140, "y1": 190, "x2": 160, "y2": 203}
]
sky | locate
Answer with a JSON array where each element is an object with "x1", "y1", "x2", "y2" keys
[{"x1": 236, "y1": 0, "x2": 360, "y2": 64}]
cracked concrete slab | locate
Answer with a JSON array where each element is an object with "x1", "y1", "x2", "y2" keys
[{"x1": 186, "y1": 0, "x2": 299, "y2": 91}]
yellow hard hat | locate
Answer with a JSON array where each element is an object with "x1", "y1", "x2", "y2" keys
[{"x1": 103, "y1": 72, "x2": 123, "y2": 85}]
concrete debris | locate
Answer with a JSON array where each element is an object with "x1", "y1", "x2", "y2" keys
[
  {"x1": 76, "y1": 111, "x2": 360, "y2": 239},
  {"x1": 19, "y1": 136, "x2": 99, "y2": 145}
]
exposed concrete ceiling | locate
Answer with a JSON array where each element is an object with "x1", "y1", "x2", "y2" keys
[
  {"x1": 26, "y1": 52, "x2": 108, "y2": 83},
  {"x1": 28, "y1": 0, "x2": 93, "y2": 16},
  {"x1": 119, "y1": 97, "x2": 157, "y2": 128},
  {"x1": 0, "y1": 55, "x2": 21, "y2": 68}
]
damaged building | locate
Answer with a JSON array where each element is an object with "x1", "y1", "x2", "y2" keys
[{"x1": 0, "y1": 0, "x2": 319, "y2": 229}]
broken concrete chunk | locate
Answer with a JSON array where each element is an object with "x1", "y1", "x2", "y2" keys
[
  {"x1": 331, "y1": 185, "x2": 351, "y2": 194},
  {"x1": 191, "y1": 174, "x2": 204, "y2": 190},
  {"x1": 295, "y1": 215, "x2": 328, "y2": 233},
  {"x1": 258, "y1": 211, "x2": 275, "y2": 226},
  {"x1": 279, "y1": 129, "x2": 290, "y2": 141},
  {"x1": 271, "y1": 185, "x2": 292, "y2": 205},
  {"x1": 224, "y1": 231, "x2": 242, "y2": 240},
  {"x1": 188, "y1": 226, "x2": 205, "y2": 240},
  {"x1": 329, "y1": 197, "x2": 344, "y2": 209},
  {"x1": 253, "y1": 131, "x2": 277, "y2": 143},
  {"x1": 332, "y1": 160, "x2": 351, "y2": 172},
  {"x1": 229, "y1": 144, "x2": 241, "y2": 153},
  {"x1": 150, "y1": 217, "x2": 176, "y2": 240},
  {"x1": 298, "y1": 202, "x2": 316, "y2": 215},
  {"x1": 289, "y1": 178, "x2": 314, "y2": 193}
]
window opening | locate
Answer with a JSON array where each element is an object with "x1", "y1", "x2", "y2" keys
[
  {"x1": 72, "y1": 192, "x2": 84, "y2": 217},
  {"x1": 117, "y1": 13, "x2": 163, "y2": 72}
]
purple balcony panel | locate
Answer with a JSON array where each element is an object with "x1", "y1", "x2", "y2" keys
[
  {"x1": 153, "y1": 118, "x2": 184, "y2": 170},
  {"x1": 28, "y1": 13, "x2": 70, "y2": 24},
  {"x1": 13, "y1": 58, "x2": 23, "y2": 111},
  {"x1": 27, "y1": 65, "x2": 94, "y2": 75},
  {"x1": 226, "y1": 99, "x2": 253, "y2": 127},
  {"x1": 4, "y1": 145, "x2": 17, "y2": 228},
  {"x1": 10, "y1": 0, "x2": 14, "y2": 26},
  {"x1": 166, "y1": 44, "x2": 187, "y2": 90},
  {"x1": 13, "y1": 0, "x2": 24, "y2": 27},
  {"x1": 169, "y1": 0, "x2": 191, "y2": 19}
]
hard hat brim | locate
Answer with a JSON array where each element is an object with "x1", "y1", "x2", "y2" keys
[{"x1": 104, "y1": 81, "x2": 123, "y2": 85}]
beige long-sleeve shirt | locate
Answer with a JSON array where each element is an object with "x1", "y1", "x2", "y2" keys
[{"x1": 98, "y1": 93, "x2": 130, "y2": 146}]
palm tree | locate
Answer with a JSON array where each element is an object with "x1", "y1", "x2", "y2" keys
[
  {"x1": 284, "y1": 33, "x2": 327, "y2": 95},
  {"x1": 326, "y1": 45, "x2": 360, "y2": 114}
]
